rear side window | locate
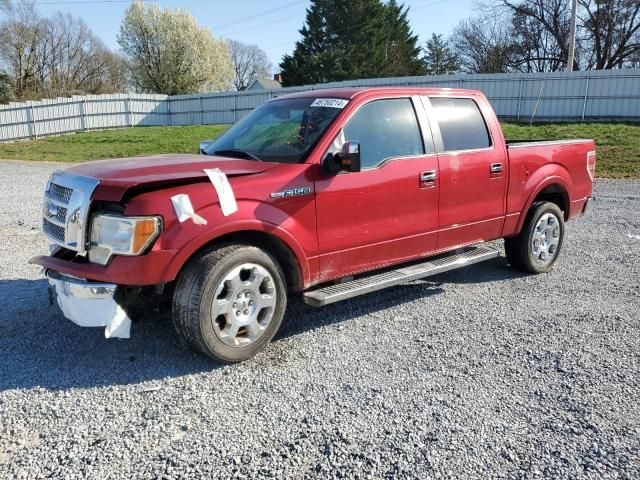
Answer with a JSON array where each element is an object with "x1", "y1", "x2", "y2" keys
[
  {"x1": 429, "y1": 97, "x2": 491, "y2": 151},
  {"x1": 339, "y1": 98, "x2": 425, "y2": 169}
]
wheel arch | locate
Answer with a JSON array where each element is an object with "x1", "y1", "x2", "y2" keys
[
  {"x1": 163, "y1": 224, "x2": 309, "y2": 292},
  {"x1": 532, "y1": 183, "x2": 570, "y2": 216},
  {"x1": 515, "y1": 176, "x2": 571, "y2": 234}
]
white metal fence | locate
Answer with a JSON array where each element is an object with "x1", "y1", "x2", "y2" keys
[{"x1": 1, "y1": 69, "x2": 639, "y2": 143}]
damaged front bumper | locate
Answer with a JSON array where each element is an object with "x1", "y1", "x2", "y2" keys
[{"x1": 46, "y1": 270, "x2": 132, "y2": 338}]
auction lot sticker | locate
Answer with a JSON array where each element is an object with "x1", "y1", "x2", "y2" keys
[{"x1": 311, "y1": 98, "x2": 349, "y2": 108}]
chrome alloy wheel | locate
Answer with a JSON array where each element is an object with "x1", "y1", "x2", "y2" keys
[
  {"x1": 211, "y1": 263, "x2": 277, "y2": 347},
  {"x1": 531, "y1": 212, "x2": 560, "y2": 264}
]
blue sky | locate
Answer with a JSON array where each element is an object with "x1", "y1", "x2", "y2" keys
[{"x1": 31, "y1": 0, "x2": 476, "y2": 71}]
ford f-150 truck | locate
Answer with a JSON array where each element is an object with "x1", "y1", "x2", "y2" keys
[{"x1": 32, "y1": 87, "x2": 596, "y2": 362}]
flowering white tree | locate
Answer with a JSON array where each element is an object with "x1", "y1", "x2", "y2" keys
[{"x1": 118, "y1": 2, "x2": 233, "y2": 94}]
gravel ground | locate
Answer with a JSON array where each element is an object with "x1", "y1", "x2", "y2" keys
[{"x1": 0, "y1": 160, "x2": 639, "y2": 479}]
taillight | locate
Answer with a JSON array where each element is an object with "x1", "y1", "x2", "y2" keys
[{"x1": 587, "y1": 151, "x2": 596, "y2": 181}]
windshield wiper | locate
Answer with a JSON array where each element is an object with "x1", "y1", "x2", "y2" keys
[{"x1": 213, "y1": 149, "x2": 262, "y2": 161}]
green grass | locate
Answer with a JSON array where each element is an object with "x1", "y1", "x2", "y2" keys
[
  {"x1": 0, "y1": 125, "x2": 229, "y2": 163},
  {"x1": 0, "y1": 123, "x2": 637, "y2": 178},
  {"x1": 502, "y1": 123, "x2": 640, "y2": 179}
]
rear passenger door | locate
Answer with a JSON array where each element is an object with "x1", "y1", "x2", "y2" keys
[{"x1": 422, "y1": 96, "x2": 507, "y2": 250}]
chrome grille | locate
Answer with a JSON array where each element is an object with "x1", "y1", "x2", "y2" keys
[
  {"x1": 43, "y1": 219, "x2": 65, "y2": 242},
  {"x1": 54, "y1": 205, "x2": 67, "y2": 223},
  {"x1": 42, "y1": 172, "x2": 100, "y2": 252},
  {"x1": 49, "y1": 183, "x2": 73, "y2": 204}
]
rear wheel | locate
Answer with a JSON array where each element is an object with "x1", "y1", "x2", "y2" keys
[
  {"x1": 172, "y1": 244, "x2": 287, "y2": 363},
  {"x1": 505, "y1": 201, "x2": 565, "y2": 274}
]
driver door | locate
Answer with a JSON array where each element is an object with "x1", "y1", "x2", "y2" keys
[{"x1": 314, "y1": 97, "x2": 440, "y2": 281}]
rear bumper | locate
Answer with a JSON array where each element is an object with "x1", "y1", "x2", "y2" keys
[
  {"x1": 46, "y1": 270, "x2": 132, "y2": 338},
  {"x1": 582, "y1": 196, "x2": 595, "y2": 215}
]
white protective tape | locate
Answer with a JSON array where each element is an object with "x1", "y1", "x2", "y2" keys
[
  {"x1": 48, "y1": 278, "x2": 132, "y2": 339},
  {"x1": 204, "y1": 168, "x2": 238, "y2": 216},
  {"x1": 171, "y1": 194, "x2": 207, "y2": 225}
]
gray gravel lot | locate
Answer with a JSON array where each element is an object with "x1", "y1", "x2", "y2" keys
[{"x1": 0, "y1": 160, "x2": 639, "y2": 479}]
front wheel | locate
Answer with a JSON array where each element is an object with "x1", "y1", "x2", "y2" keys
[
  {"x1": 505, "y1": 201, "x2": 565, "y2": 274},
  {"x1": 172, "y1": 244, "x2": 287, "y2": 363}
]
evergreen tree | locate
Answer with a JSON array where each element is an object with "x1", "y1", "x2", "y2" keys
[
  {"x1": 280, "y1": 0, "x2": 424, "y2": 86},
  {"x1": 423, "y1": 33, "x2": 460, "y2": 75},
  {"x1": 382, "y1": 0, "x2": 424, "y2": 77}
]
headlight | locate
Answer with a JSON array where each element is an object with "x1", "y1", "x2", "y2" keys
[{"x1": 89, "y1": 214, "x2": 161, "y2": 265}]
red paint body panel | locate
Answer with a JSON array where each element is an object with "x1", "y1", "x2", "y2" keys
[
  {"x1": 504, "y1": 141, "x2": 595, "y2": 236},
  {"x1": 314, "y1": 155, "x2": 440, "y2": 280},
  {"x1": 34, "y1": 87, "x2": 595, "y2": 290},
  {"x1": 433, "y1": 93, "x2": 509, "y2": 249},
  {"x1": 65, "y1": 154, "x2": 277, "y2": 202}
]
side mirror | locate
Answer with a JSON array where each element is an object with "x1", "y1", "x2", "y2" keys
[
  {"x1": 199, "y1": 140, "x2": 212, "y2": 155},
  {"x1": 322, "y1": 140, "x2": 361, "y2": 175}
]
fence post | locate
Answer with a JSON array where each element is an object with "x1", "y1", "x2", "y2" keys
[
  {"x1": 79, "y1": 99, "x2": 87, "y2": 132},
  {"x1": 516, "y1": 77, "x2": 524, "y2": 121},
  {"x1": 581, "y1": 74, "x2": 590, "y2": 122},
  {"x1": 26, "y1": 103, "x2": 35, "y2": 140},
  {"x1": 30, "y1": 104, "x2": 38, "y2": 140},
  {"x1": 124, "y1": 95, "x2": 131, "y2": 127},
  {"x1": 233, "y1": 94, "x2": 237, "y2": 124},
  {"x1": 199, "y1": 95, "x2": 204, "y2": 125},
  {"x1": 167, "y1": 97, "x2": 172, "y2": 126}
]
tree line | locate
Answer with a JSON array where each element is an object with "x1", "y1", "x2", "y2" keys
[
  {"x1": 453, "y1": 0, "x2": 640, "y2": 74},
  {"x1": 280, "y1": 0, "x2": 639, "y2": 85},
  {"x1": 0, "y1": 1, "x2": 272, "y2": 103},
  {"x1": 1, "y1": 0, "x2": 638, "y2": 102}
]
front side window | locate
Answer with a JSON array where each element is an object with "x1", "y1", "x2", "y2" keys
[
  {"x1": 205, "y1": 97, "x2": 346, "y2": 163},
  {"x1": 429, "y1": 97, "x2": 492, "y2": 152},
  {"x1": 328, "y1": 98, "x2": 425, "y2": 169}
]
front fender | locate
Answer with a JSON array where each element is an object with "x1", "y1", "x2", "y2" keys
[
  {"x1": 161, "y1": 217, "x2": 312, "y2": 287},
  {"x1": 123, "y1": 182, "x2": 317, "y2": 288}
]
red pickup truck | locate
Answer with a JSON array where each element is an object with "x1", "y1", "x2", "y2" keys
[{"x1": 33, "y1": 87, "x2": 595, "y2": 362}]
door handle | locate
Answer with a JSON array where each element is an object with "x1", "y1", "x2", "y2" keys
[
  {"x1": 419, "y1": 170, "x2": 437, "y2": 182},
  {"x1": 490, "y1": 163, "x2": 503, "y2": 174}
]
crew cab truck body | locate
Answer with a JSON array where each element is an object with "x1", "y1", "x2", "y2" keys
[{"x1": 32, "y1": 87, "x2": 595, "y2": 362}]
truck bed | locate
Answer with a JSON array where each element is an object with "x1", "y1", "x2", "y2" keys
[{"x1": 503, "y1": 138, "x2": 596, "y2": 235}]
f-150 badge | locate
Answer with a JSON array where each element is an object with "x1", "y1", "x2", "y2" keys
[{"x1": 270, "y1": 187, "x2": 312, "y2": 199}]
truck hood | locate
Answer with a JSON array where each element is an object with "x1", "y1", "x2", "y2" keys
[{"x1": 64, "y1": 154, "x2": 277, "y2": 201}]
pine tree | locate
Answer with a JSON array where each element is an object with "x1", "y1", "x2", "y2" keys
[
  {"x1": 422, "y1": 33, "x2": 460, "y2": 75},
  {"x1": 280, "y1": 0, "x2": 424, "y2": 86},
  {"x1": 381, "y1": 0, "x2": 424, "y2": 77}
]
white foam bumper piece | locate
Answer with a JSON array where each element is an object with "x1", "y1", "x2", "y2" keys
[{"x1": 47, "y1": 276, "x2": 132, "y2": 339}]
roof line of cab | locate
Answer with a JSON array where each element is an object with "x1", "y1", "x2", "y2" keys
[{"x1": 271, "y1": 86, "x2": 483, "y2": 101}]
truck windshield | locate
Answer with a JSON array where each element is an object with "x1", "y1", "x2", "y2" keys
[{"x1": 204, "y1": 97, "x2": 347, "y2": 163}]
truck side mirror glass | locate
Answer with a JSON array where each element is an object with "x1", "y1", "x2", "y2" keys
[
  {"x1": 338, "y1": 140, "x2": 361, "y2": 172},
  {"x1": 323, "y1": 140, "x2": 361, "y2": 175}
]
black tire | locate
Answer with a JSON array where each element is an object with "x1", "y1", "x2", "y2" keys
[
  {"x1": 504, "y1": 201, "x2": 565, "y2": 274},
  {"x1": 172, "y1": 244, "x2": 287, "y2": 363}
]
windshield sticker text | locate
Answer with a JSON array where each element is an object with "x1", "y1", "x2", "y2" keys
[{"x1": 311, "y1": 98, "x2": 349, "y2": 109}]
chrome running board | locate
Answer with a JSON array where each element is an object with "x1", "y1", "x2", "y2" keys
[{"x1": 303, "y1": 246, "x2": 499, "y2": 307}]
